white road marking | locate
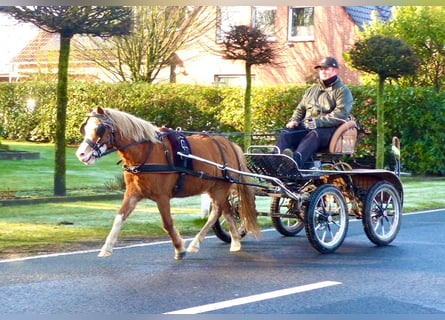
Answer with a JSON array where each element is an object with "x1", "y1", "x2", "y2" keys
[
  {"x1": 403, "y1": 208, "x2": 445, "y2": 216},
  {"x1": 164, "y1": 281, "x2": 342, "y2": 314},
  {"x1": 0, "y1": 239, "x2": 171, "y2": 264},
  {"x1": 0, "y1": 233, "x2": 256, "y2": 264}
]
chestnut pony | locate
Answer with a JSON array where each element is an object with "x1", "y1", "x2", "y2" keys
[{"x1": 76, "y1": 107, "x2": 259, "y2": 259}]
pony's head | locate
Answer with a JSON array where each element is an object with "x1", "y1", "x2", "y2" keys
[
  {"x1": 76, "y1": 107, "x2": 160, "y2": 165},
  {"x1": 76, "y1": 107, "x2": 116, "y2": 165}
]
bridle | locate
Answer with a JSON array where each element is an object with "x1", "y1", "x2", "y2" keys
[
  {"x1": 80, "y1": 110, "x2": 151, "y2": 159},
  {"x1": 80, "y1": 111, "x2": 118, "y2": 159}
]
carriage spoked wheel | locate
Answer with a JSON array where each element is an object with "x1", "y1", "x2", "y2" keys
[
  {"x1": 270, "y1": 197, "x2": 304, "y2": 236},
  {"x1": 304, "y1": 184, "x2": 349, "y2": 253},
  {"x1": 212, "y1": 189, "x2": 246, "y2": 243},
  {"x1": 362, "y1": 181, "x2": 402, "y2": 246}
]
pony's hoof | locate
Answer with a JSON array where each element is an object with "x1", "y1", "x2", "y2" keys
[
  {"x1": 186, "y1": 244, "x2": 199, "y2": 253},
  {"x1": 98, "y1": 250, "x2": 112, "y2": 257},
  {"x1": 230, "y1": 243, "x2": 242, "y2": 252},
  {"x1": 175, "y1": 251, "x2": 186, "y2": 260}
]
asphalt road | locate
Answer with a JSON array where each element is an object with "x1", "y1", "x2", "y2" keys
[{"x1": 1, "y1": 209, "x2": 445, "y2": 315}]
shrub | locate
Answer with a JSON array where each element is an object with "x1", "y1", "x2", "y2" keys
[{"x1": 0, "y1": 81, "x2": 443, "y2": 175}]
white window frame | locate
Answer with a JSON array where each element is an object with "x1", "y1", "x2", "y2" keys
[
  {"x1": 288, "y1": 6, "x2": 314, "y2": 42},
  {"x1": 252, "y1": 6, "x2": 277, "y2": 41},
  {"x1": 216, "y1": 6, "x2": 244, "y2": 43}
]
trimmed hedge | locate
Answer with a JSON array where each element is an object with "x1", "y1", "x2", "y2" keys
[{"x1": 0, "y1": 81, "x2": 443, "y2": 175}]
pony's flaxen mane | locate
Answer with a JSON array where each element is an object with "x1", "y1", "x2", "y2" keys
[{"x1": 104, "y1": 108, "x2": 159, "y2": 143}]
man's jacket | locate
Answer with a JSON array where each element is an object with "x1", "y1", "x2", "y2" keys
[{"x1": 290, "y1": 77, "x2": 353, "y2": 128}]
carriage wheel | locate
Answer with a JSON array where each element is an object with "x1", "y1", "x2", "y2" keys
[
  {"x1": 362, "y1": 181, "x2": 402, "y2": 246},
  {"x1": 270, "y1": 197, "x2": 304, "y2": 236},
  {"x1": 304, "y1": 184, "x2": 349, "y2": 253},
  {"x1": 212, "y1": 190, "x2": 246, "y2": 243}
]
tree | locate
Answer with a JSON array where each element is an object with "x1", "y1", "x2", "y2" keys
[
  {"x1": 346, "y1": 35, "x2": 418, "y2": 169},
  {"x1": 220, "y1": 25, "x2": 277, "y2": 149},
  {"x1": 1, "y1": 6, "x2": 132, "y2": 195},
  {"x1": 75, "y1": 6, "x2": 213, "y2": 83},
  {"x1": 361, "y1": 6, "x2": 445, "y2": 91}
]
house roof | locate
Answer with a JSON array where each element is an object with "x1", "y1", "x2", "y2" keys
[
  {"x1": 343, "y1": 6, "x2": 392, "y2": 30},
  {"x1": 12, "y1": 30, "x2": 101, "y2": 64},
  {"x1": 12, "y1": 30, "x2": 57, "y2": 63}
]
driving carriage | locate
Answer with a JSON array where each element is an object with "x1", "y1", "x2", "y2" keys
[
  {"x1": 77, "y1": 107, "x2": 403, "y2": 259},
  {"x1": 192, "y1": 119, "x2": 402, "y2": 254}
]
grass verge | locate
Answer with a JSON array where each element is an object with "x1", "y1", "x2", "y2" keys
[
  {"x1": 0, "y1": 196, "x2": 273, "y2": 259},
  {"x1": 0, "y1": 140, "x2": 121, "y2": 198},
  {"x1": 0, "y1": 140, "x2": 444, "y2": 259}
]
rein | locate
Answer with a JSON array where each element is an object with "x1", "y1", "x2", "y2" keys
[{"x1": 82, "y1": 112, "x2": 244, "y2": 189}]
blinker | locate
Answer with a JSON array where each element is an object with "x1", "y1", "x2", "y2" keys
[
  {"x1": 96, "y1": 124, "x2": 106, "y2": 138},
  {"x1": 79, "y1": 120, "x2": 107, "y2": 138}
]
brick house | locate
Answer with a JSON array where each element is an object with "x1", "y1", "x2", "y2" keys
[
  {"x1": 10, "y1": 31, "x2": 113, "y2": 82},
  {"x1": 8, "y1": 6, "x2": 392, "y2": 85}
]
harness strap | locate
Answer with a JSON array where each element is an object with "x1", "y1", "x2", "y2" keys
[
  {"x1": 206, "y1": 134, "x2": 242, "y2": 183},
  {"x1": 122, "y1": 133, "x2": 244, "y2": 187},
  {"x1": 224, "y1": 136, "x2": 244, "y2": 181},
  {"x1": 122, "y1": 163, "x2": 231, "y2": 182},
  {"x1": 158, "y1": 129, "x2": 193, "y2": 196},
  {"x1": 123, "y1": 129, "x2": 194, "y2": 196}
]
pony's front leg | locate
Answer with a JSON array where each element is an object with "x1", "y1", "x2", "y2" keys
[
  {"x1": 98, "y1": 195, "x2": 140, "y2": 257},
  {"x1": 156, "y1": 196, "x2": 186, "y2": 260},
  {"x1": 98, "y1": 214, "x2": 124, "y2": 257}
]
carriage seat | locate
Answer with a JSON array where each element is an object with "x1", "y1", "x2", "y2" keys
[{"x1": 322, "y1": 119, "x2": 359, "y2": 155}]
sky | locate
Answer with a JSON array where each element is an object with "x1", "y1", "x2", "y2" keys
[{"x1": 0, "y1": 12, "x2": 39, "y2": 73}]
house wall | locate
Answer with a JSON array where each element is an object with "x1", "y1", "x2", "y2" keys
[
  {"x1": 168, "y1": 6, "x2": 361, "y2": 86},
  {"x1": 10, "y1": 6, "x2": 363, "y2": 85}
]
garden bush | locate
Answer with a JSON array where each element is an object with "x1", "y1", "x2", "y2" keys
[{"x1": 0, "y1": 81, "x2": 443, "y2": 175}]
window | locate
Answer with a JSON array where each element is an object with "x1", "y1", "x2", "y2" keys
[
  {"x1": 252, "y1": 6, "x2": 276, "y2": 41},
  {"x1": 216, "y1": 6, "x2": 244, "y2": 42},
  {"x1": 288, "y1": 7, "x2": 314, "y2": 41}
]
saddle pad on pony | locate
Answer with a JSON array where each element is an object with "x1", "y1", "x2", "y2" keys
[{"x1": 160, "y1": 128, "x2": 194, "y2": 172}]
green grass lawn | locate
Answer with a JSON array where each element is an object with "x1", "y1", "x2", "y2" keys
[
  {"x1": 0, "y1": 140, "x2": 444, "y2": 258},
  {"x1": 0, "y1": 140, "x2": 121, "y2": 197},
  {"x1": 401, "y1": 176, "x2": 445, "y2": 212}
]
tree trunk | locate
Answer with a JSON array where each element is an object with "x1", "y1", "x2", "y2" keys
[
  {"x1": 243, "y1": 63, "x2": 252, "y2": 151},
  {"x1": 376, "y1": 76, "x2": 385, "y2": 169},
  {"x1": 54, "y1": 35, "x2": 71, "y2": 196}
]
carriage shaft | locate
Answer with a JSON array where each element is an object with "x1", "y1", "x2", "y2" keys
[{"x1": 177, "y1": 152, "x2": 303, "y2": 201}]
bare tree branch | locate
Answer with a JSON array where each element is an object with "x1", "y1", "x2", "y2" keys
[{"x1": 75, "y1": 6, "x2": 213, "y2": 83}]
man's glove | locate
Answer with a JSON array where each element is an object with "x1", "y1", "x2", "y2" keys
[{"x1": 304, "y1": 118, "x2": 317, "y2": 130}]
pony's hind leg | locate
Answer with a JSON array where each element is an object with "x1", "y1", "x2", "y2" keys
[
  {"x1": 187, "y1": 201, "x2": 220, "y2": 253},
  {"x1": 224, "y1": 211, "x2": 242, "y2": 252},
  {"x1": 218, "y1": 197, "x2": 242, "y2": 252},
  {"x1": 99, "y1": 195, "x2": 141, "y2": 257},
  {"x1": 187, "y1": 194, "x2": 241, "y2": 253},
  {"x1": 156, "y1": 196, "x2": 186, "y2": 260}
]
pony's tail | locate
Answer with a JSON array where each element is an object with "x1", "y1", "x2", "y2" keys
[
  {"x1": 232, "y1": 144, "x2": 261, "y2": 239},
  {"x1": 236, "y1": 178, "x2": 261, "y2": 239}
]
